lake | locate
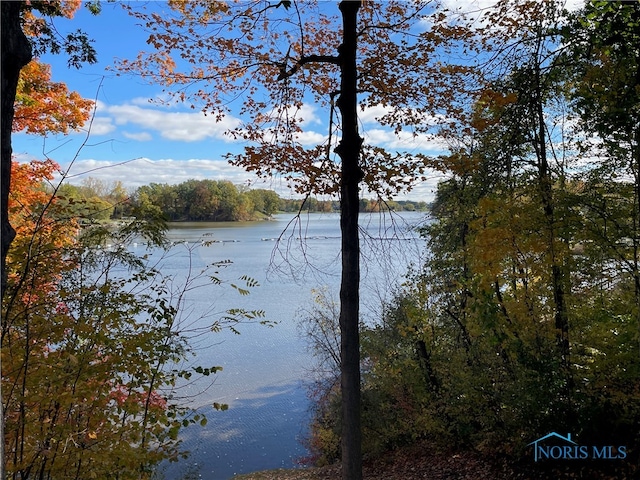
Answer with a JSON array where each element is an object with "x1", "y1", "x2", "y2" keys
[{"x1": 148, "y1": 211, "x2": 429, "y2": 480}]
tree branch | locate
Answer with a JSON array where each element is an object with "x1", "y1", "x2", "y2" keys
[{"x1": 277, "y1": 54, "x2": 340, "y2": 81}]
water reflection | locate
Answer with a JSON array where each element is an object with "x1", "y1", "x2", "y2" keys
[{"x1": 161, "y1": 381, "x2": 310, "y2": 480}]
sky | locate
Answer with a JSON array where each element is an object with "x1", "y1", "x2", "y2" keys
[
  {"x1": 13, "y1": 2, "x2": 278, "y2": 194},
  {"x1": 11, "y1": 0, "x2": 584, "y2": 201}
]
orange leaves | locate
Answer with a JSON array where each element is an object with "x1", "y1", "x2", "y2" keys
[
  {"x1": 232, "y1": 143, "x2": 336, "y2": 195},
  {"x1": 21, "y1": 0, "x2": 83, "y2": 39},
  {"x1": 58, "y1": 0, "x2": 82, "y2": 19},
  {"x1": 471, "y1": 88, "x2": 518, "y2": 132},
  {"x1": 14, "y1": 60, "x2": 94, "y2": 135},
  {"x1": 116, "y1": 0, "x2": 505, "y2": 198},
  {"x1": 9, "y1": 159, "x2": 59, "y2": 228},
  {"x1": 7, "y1": 160, "x2": 79, "y2": 289}
]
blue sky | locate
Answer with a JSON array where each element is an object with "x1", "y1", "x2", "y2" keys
[
  {"x1": 11, "y1": 0, "x2": 582, "y2": 201},
  {"x1": 13, "y1": 2, "x2": 270, "y2": 192}
]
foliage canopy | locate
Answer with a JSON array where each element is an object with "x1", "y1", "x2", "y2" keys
[{"x1": 302, "y1": 2, "x2": 640, "y2": 477}]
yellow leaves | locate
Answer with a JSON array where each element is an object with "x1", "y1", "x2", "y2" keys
[
  {"x1": 168, "y1": 0, "x2": 229, "y2": 23},
  {"x1": 467, "y1": 192, "x2": 551, "y2": 320},
  {"x1": 471, "y1": 88, "x2": 518, "y2": 132},
  {"x1": 438, "y1": 151, "x2": 481, "y2": 177}
]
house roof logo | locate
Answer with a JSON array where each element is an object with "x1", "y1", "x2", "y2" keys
[{"x1": 528, "y1": 432, "x2": 576, "y2": 462}]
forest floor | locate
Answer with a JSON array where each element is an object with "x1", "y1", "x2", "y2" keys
[{"x1": 231, "y1": 440, "x2": 634, "y2": 480}]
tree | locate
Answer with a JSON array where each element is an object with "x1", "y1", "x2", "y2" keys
[
  {"x1": 13, "y1": 60, "x2": 94, "y2": 135},
  {"x1": 107, "y1": 180, "x2": 129, "y2": 219},
  {"x1": 296, "y1": 2, "x2": 639, "y2": 474},
  {"x1": 118, "y1": 2, "x2": 475, "y2": 475},
  {"x1": 246, "y1": 189, "x2": 280, "y2": 216},
  {"x1": 2, "y1": 0, "x2": 97, "y2": 296},
  {"x1": 2, "y1": 8, "x2": 96, "y2": 468},
  {"x1": 334, "y1": 5, "x2": 363, "y2": 476},
  {"x1": 1, "y1": 1, "x2": 32, "y2": 298},
  {"x1": 427, "y1": 0, "x2": 581, "y2": 415},
  {"x1": 566, "y1": 0, "x2": 640, "y2": 358},
  {"x1": 464, "y1": 0, "x2": 640, "y2": 421},
  {"x1": 2, "y1": 160, "x2": 266, "y2": 479},
  {"x1": 357, "y1": 0, "x2": 638, "y2": 463},
  {"x1": 131, "y1": 180, "x2": 277, "y2": 222}
]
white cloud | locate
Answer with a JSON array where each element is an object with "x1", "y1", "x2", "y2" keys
[
  {"x1": 440, "y1": 0, "x2": 498, "y2": 19},
  {"x1": 130, "y1": 95, "x2": 173, "y2": 107},
  {"x1": 404, "y1": 172, "x2": 446, "y2": 201},
  {"x1": 86, "y1": 100, "x2": 242, "y2": 142},
  {"x1": 359, "y1": 104, "x2": 393, "y2": 125},
  {"x1": 122, "y1": 131, "x2": 153, "y2": 141},
  {"x1": 567, "y1": 0, "x2": 585, "y2": 11},
  {"x1": 12, "y1": 152, "x2": 36, "y2": 163},
  {"x1": 86, "y1": 116, "x2": 116, "y2": 136},
  {"x1": 61, "y1": 157, "x2": 249, "y2": 187},
  {"x1": 54, "y1": 156, "x2": 442, "y2": 201},
  {"x1": 297, "y1": 103, "x2": 321, "y2": 125},
  {"x1": 363, "y1": 128, "x2": 446, "y2": 153},
  {"x1": 103, "y1": 104, "x2": 241, "y2": 142},
  {"x1": 416, "y1": 0, "x2": 497, "y2": 30},
  {"x1": 441, "y1": 0, "x2": 584, "y2": 16},
  {"x1": 262, "y1": 102, "x2": 323, "y2": 127},
  {"x1": 359, "y1": 104, "x2": 446, "y2": 132},
  {"x1": 295, "y1": 130, "x2": 327, "y2": 146},
  {"x1": 360, "y1": 169, "x2": 446, "y2": 202},
  {"x1": 427, "y1": 0, "x2": 584, "y2": 29}
]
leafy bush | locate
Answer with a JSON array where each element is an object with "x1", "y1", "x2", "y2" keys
[{"x1": 2, "y1": 161, "x2": 263, "y2": 479}]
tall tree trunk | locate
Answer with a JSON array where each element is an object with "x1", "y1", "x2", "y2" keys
[
  {"x1": 530, "y1": 49, "x2": 572, "y2": 403},
  {"x1": 1, "y1": 1, "x2": 30, "y2": 298},
  {"x1": 634, "y1": 123, "x2": 640, "y2": 361},
  {"x1": 335, "y1": 2, "x2": 363, "y2": 479},
  {"x1": 2, "y1": 3, "x2": 32, "y2": 479}
]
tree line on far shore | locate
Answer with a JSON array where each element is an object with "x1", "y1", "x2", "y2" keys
[{"x1": 58, "y1": 177, "x2": 430, "y2": 223}]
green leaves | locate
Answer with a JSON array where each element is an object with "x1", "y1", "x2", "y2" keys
[
  {"x1": 132, "y1": 179, "x2": 279, "y2": 222},
  {"x1": 231, "y1": 275, "x2": 260, "y2": 296},
  {"x1": 303, "y1": 1, "x2": 640, "y2": 465},
  {"x1": 2, "y1": 175, "x2": 273, "y2": 478},
  {"x1": 193, "y1": 365, "x2": 223, "y2": 376},
  {"x1": 217, "y1": 308, "x2": 269, "y2": 335}
]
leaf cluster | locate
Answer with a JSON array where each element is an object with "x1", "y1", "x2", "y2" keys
[
  {"x1": 303, "y1": 2, "x2": 640, "y2": 474},
  {"x1": 14, "y1": 60, "x2": 94, "y2": 135},
  {"x1": 116, "y1": 0, "x2": 482, "y2": 198},
  {"x1": 21, "y1": 0, "x2": 98, "y2": 68},
  {"x1": 2, "y1": 160, "x2": 266, "y2": 479}
]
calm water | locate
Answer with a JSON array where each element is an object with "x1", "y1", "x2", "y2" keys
[{"x1": 147, "y1": 212, "x2": 428, "y2": 480}]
